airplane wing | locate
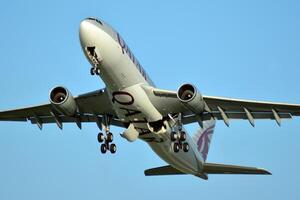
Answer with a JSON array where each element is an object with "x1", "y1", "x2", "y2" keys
[
  {"x1": 149, "y1": 87, "x2": 300, "y2": 126},
  {"x1": 0, "y1": 89, "x2": 124, "y2": 129}
]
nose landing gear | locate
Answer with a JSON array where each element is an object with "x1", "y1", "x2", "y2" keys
[{"x1": 85, "y1": 46, "x2": 102, "y2": 76}]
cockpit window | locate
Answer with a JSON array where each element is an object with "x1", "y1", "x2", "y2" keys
[{"x1": 86, "y1": 17, "x2": 103, "y2": 25}]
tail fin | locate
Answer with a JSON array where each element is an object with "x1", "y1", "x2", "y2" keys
[{"x1": 192, "y1": 119, "x2": 216, "y2": 162}]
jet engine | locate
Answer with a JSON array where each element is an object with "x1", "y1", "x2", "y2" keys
[
  {"x1": 49, "y1": 86, "x2": 77, "y2": 116},
  {"x1": 177, "y1": 83, "x2": 205, "y2": 114}
]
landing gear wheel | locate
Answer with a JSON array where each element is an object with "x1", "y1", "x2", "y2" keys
[
  {"x1": 179, "y1": 131, "x2": 187, "y2": 141},
  {"x1": 110, "y1": 143, "x2": 117, "y2": 154},
  {"x1": 100, "y1": 144, "x2": 107, "y2": 154},
  {"x1": 170, "y1": 131, "x2": 177, "y2": 141},
  {"x1": 107, "y1": 132, "x2": 113, "y2": 142},
  {"x1": 173, "y1": 142, "x2": 180, "y2": 153},
  {"x1": 90, "y1": 67, "x2": 95, "y2": 75},
  {"x1": 95, "y1": 68, "x2": 100, "y2": 75},
  {"x1": 97, "y1": 132, "x2": 105, "y2": 143},
  {"x1": 183, "y1": 142, "x2": 189, "y2": 152}
]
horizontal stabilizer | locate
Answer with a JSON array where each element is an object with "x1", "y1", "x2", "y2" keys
[
  {"x1": 144, "y1": 165, "x2": 184, "y2": 176},
  {"x1": 144, "y1": 163, "x2": 271, "y2": 178},
  {"x1": 203, "y1": 163, "x2": 271, "y2": 175}
]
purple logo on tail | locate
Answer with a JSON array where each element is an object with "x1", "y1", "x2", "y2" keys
[{"x1": 197, "y1": 125, "x2": 215, "y2": 161}]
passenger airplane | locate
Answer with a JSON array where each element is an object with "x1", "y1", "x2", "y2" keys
[{"x1": 1, "y1": 17, "x2": 300, "y2": 179}]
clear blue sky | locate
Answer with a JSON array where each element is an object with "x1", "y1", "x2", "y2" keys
[{"x1": 0, "y1": 0, "x2": 300, "y2": 199}]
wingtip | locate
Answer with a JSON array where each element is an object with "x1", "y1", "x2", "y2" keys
[{"x1": 259, "y1": 168, "x2": 272, "y2": 175}]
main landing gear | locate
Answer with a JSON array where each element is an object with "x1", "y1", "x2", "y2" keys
[
  {"x1": 97, "y1": 115, "x2": 116, "y2": 154},
  {"x1": 169, "y1": 113, "x2": 189, "y2": 153},
  {"x1": 171, "y1": 130, "x2": 189, "y2": 153}
]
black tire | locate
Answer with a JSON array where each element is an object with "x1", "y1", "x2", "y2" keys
[
  {"x1": 183, "y1": 142, "x2": 189, "y2": 152},
  {"x1": 100, "y1": 144, "x2": 107, "y2": 154},
  {"x1": 110, "y1": 143, "x2": 117, "y2": 154},
  {"x1": 179, "y1": 131, "x2": 187, "y2": 141},
  {"x1": 95, "y1": 68, "x2": 100, "y2": 75},
  {"x1": 107, "y1": 132, "x2": 113, "y2": 142},
  {"x1": 97, "y1": 132, "x2": 104, "y2": 143},
  {"x1": 90, "y1": 67, "x2": 95, "y2": 75},
  {"x1": 173, "y1": 142, "x2": 180, "y2": 153},
  {"x1": 170, "y1": 131, "x2": 177, "y2": 141}
]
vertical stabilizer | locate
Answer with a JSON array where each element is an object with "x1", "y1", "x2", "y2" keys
[{"x1": 192, "y1": 119, "x2": 216, "y2": 161}]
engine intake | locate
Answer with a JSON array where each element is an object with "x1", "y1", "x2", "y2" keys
[
  {"x1": 177, "y1": 84, "x2": 205, "y2": 114},
  {"x1": 49, "y1": 86, "x2": 77, "y2": 116}
]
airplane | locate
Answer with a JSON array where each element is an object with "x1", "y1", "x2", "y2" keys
[{"x1": 1, "y1": 17, "x2": 300, "y2": 180}]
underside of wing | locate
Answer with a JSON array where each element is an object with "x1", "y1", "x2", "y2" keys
[
  {"x1": 202, "y1": 95, "x2": 300, "y2": 126},
  {"x1": 149, "y1": 86, "x2": 300, "y2": 126},
  {"x1": 0, "y1": 88, "x2": 123, "y2": 129}
]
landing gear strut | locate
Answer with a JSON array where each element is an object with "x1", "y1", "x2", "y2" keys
[
  {"x1": 86, "y1": 46, "x2": 102, "y2": 76},
  {"x1": 97, "y1": 115, "x2": 116, "y2": 154}
]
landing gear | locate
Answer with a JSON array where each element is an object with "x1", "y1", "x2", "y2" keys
[
  {"x1": 106, "y1": 132, "x2": 113, "y2": 142},
  {"x1": 100, "y1": 143, "x2": 107, "y2": 154},
  {"x1": 90, "y1": 66, "x2": 100, "y2": 75},
  {"x1": 169, "y1": 113, "x2": 189, "y2": 153},
  {"x1": 170, "y1": 131, "x2": 177, "y2": 141},
  {"x1": 179, "y1": 131, "x2": 187, "y2": 141},
  {"x1": 100, "y1": 143, "x2": 117, "y2": 154},
  {"x1": 182, "y1": 142, "x2": 189, "y2": 152},
  {"x1": 110, "y1": 143, "x2": 117, "y2": 154},
  {"x1": 171, "y1": 131, "x2": 189, "y2": 153},
  {"x1": 173, "y1": 142, "x2": 180, "y2": 153},
  {"x1": 97, "y1": 132, "x2": 105, "y2": 143},
  {"x1": 97, "y1": 115, "x2": 116, "y2": 154},
  {"x1": 98, "y1": 132, "x2": 116, "y2": 154}
]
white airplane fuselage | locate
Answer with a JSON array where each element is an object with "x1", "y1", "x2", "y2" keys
[{"x1": 79, "y1": 18, "x2": 205, "y2": 176}]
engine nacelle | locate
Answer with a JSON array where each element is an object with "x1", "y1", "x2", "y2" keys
[
  {"x1": 49, "y1": 86, "x2": 77, "y2": 116},
  {"x1": 177, "y1": 84, "x2": 205, "y2": 114}
]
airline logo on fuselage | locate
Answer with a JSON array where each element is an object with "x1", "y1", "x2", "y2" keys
[{"x1": 117, "y1": 33, "x2": 148, "y2": 81}]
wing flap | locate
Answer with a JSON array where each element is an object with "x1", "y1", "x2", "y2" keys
[{"x1": 203, "y1": 163, "x2": 271, "y2": 175}]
